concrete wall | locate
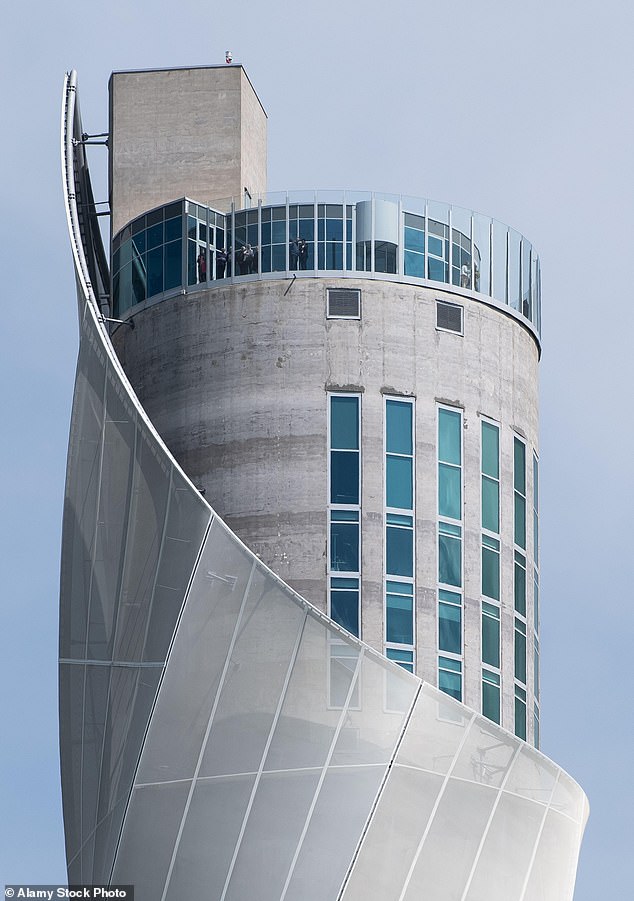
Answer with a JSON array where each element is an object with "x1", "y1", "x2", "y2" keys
[
  {"x1": 109, "y1": 66, "x2": 267, "y2": 235},
  {"x1": 112, "y1": 278, "x2": 539, "y2": 742}
]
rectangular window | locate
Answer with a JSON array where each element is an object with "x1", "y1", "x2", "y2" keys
[
  {"x1": 385, "y1": 399, "x2": 415, "y2": 668},
  {"x1": 482, "y1": 670, "x2": 500, "y2": 724},
  {"x1": 515, "y1": 685, "x2": 527, "y2": 740},
  {"x1": 439, "y1": 656, "x2": 462, "y2": 701},
  {"x1": 328, "y1": 395, "x2": 361, "y2": 636},
  {"x1": 514, "y1": 550, "x2": 527, "y2": 615},
  {"x1": 514, "y1": 436, "x2": 526, "y2": 549},
  {"x1": 482, "y1": 602, "x2": 500, "y2": 669},
  {"x1": 438, "y1": 406, "x2": 463, "y2": 696},
  {"x1": 482, "y1": 535, "x2": 500, "y2": 600},
  {"x1": 481, "y1": 421, "x2": 500, "y2": 532},
  {"x1": 439, "y1": 589, "x2": 462, "y2": 654},
  {"x1": 514, "y1": 618, "x2": 527, "y2": 684}
]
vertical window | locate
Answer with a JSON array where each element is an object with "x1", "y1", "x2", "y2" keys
[
  {"x1": 482, "y1": 670, "x2": 500, "y2": 724},
  {"x1": 514, "y1": 618, "x2": 527, "y2": 683},
  {"x1": 533, "y1": 453, "x2": 540, "y2": 724},
  {"x1": 328, "y1": 395, "x2": 360, "y2": 636},
  {"x1": 515, "y1": 685, "x2": 527, "y2": 741},
  {"x1": 438, "y1": 407, "x2": 463, "y2": 700},
  {"x1": 481, "y1": 421, "x2": 501, "y2": 724},
  {"x1": 328, "y1": 394, "x2": 361, "y2": 709},
  {"x1": 385, "y1": 398, "x2": 415, "y2": 672},
  {"x1": 514, "y1": 436, "x2": 527, "y2": 549}
]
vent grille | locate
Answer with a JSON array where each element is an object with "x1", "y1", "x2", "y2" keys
[
  {"x1": 327, "y1": 288, "x2": 361, "y2": 319},
  {"x1": 436, "y1": 301, "x2": 463, "y2": 334}
]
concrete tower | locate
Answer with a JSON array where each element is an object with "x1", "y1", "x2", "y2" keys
[{"x1": 109, "y1": 64, "x2": 541, "y2": 746}]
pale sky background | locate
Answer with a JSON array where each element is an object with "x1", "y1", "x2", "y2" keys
[{"x1": 1, "y1": 2, "x2": 633, "y2": 898}]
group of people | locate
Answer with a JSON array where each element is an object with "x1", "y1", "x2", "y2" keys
[
  {"x1": 197, "y1": 237, "x2": 310, "y2": 282},
  {"x1": 197, "y1": 246, "x2": 255, "y2": 281},
  {"x1": 289, "y1": 237, "x2": 309, "y2": 270}
]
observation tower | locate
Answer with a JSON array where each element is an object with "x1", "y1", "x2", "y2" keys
[{"x1": 59, "y1": 65, "x2": 587, "y2": 900}]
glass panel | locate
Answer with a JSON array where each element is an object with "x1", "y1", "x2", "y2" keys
[
  {"x1": 515, "y1": 628, "x2": 527, "y2": 683},
  {"x1": 386, "y1": 526, "x2": 413, "y2": 578},
  {"x1": 514, "y1": 437, "x2": 526, "y2": 492},
  {"x1": 330, "y1": 521, "x2": 359, "y2": 572},
  {"x1": 439, "y1": 533, "x2": 461, "y2": 587},
  {"x1": 482, "y1": 612, "x2": 500, "y2": 668},
  {"x1": 472, "y1": 213, "x2": 490, "y2": 295},
  {"x1": 404, "y1": 250, "x2": 425, "y2": 278},
  {"x1": 386, "y1": 456, "x2": 413, "y2": 509},
  {"x1": 146, "y1": 246, "x2": 163, "y2": 297},
  {"x1": 331, "y1": 395, "x2": 358, "y2": 449},
  {"x1": 386, "y1": 591, "x2": 414, "y2": 645},
  {"x1": 386, "y1": 400, "x2": 412, "y2": 455},
  {"x1": 330, "y1": 589, "x2": 359, "y2": 635},
  {"x1": 164, "y1": 240, "x2": 182, "y2": 291},
  {"x1": 438, "y1": 667, "x2": 461, "y2": 700},
  {"x1": 439, "y1": 603, "x2": 461, "y2": 654},
  {"x1": 438, "y1": 463, "x2": 461, "y2": 520},
  {"x1": 482, "y1": 679, "x2": 500, "y2": 723},
  {"x1": 482, "y1": 421, "x2": 499, "y2": 478},
  {"x1": 482, "y1": 476, "x2": 499, "y2": 533},
  {"x1": 330, "y1": 452, "x2": 359, "y2": 505},
  {"x1": 491, "y1": 219, "x2": 508, "y2": 302},
  {"x1": 482, "y1": 546, "x2": 500, "y2": 601},
  {"x1": 514, "y1": 560, "x2": 526, "y2": 615},
  {"x1": 515, "y1": 494, "x2": 526, "y2": 549},
  {"x1": 438, "y1": 408, "x2": 461, "y2": 464},
  {"x1": 515, "y1": 694, "x2": 527, "y2": 740},
  {"x1": 508, "y1": 228, "x2": 521, "y2": 311}
]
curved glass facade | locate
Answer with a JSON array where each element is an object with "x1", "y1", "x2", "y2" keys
[{"x1": 112, "y1": 191, "x2": 541, "y2": 336}]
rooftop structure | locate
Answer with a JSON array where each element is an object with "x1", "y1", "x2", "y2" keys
[{"x1": 59, "y1": 66, "x2": 587, "y2": 900}]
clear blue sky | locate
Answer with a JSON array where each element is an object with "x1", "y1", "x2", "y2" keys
[{"x1": 2, "y1": 2, "x2": 632, "y2": 897}]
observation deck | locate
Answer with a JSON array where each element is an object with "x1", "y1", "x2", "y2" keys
[{"x1": 111, "y1": 190, "x2": 541, "y2": 340}]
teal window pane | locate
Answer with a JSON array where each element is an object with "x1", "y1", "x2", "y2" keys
[
  {"x1": 331, "y1": 396, "x2": 359, "y2": 449},
  {"x1": 187, "y1": 239, "x2": 197, "y2": 286},
  {"x1": 331, "y1": 589, "x2": 359, "y2": 636},
  {"x1": 438, "y1": 408, "x2": 461, "y2": 464},
  {"x1": 439, "y1": 668, "x2": 461, "y2": 701},
  {"x1": 386, "y1": 526, "x2": 413, "y2": 577},
  {"x1": 482, "y1": 546, "x2": 500, "y2": 601},
  {"x1": 439, "y1": 533, "x2": 461, "y2": 587},
  {"x1": 439, "y1": 603, "x2": 461, "y2": 654},
  {"x1": 534, "y1": 643, "x2": 540, "y2": 696},
  {"x1": 330, "y1": 522, "x2": 359, "y2": 572},
  {"x1": 514, "y1": 494, "x2": 526, "y2": 548},
  {"x1": 482, "y1": 679, "x2": 500, "y2": 724},
  {"x1": 387, "y1": 648, "x2": 414, "y2": 664},
  {"x1": 330, "y1": 451, "x2": 359, "y2": 505},
  {"x1": 404, "y1": 226, "x2": 425, "y2": 252},
  {"x1": 164, "y1": 216, "x2": 182, "y2": 242},
  {"x1": 515, "y1": 629, "x2": 527, "y2": 683},
  {"x1": 533, "y1": 573, "x2": 539, "y2": 632},
  {"x1": 387, "y1": 512, "x2": 413, "y2": 527},
  {"x1": 514, "y1": 560, "x2": 526, "y2": 615},
  {"x1": 386, "y1": 592, "x2": 413, "y2": 645},
  {"x1": 404, "y1": 250, "x2": 425, "y2": 277},
  {"x1": 482, "y1": 422, "x2": 499, "y2": 478},
  {"x1": 439, "y1": 588, "x2": 461, "y2": 605},
  {"x1": 482, "y1": 612, "x2": 500, "y2": 668},
  {"x1": 147, "y1": 246, "x2": 163, "y2": 297},
  {"x1": 387, "y1": 455, "x2": 413, "y2": 509},
  {"x1": 482, "y1": 476, "x2": 499, "y2": 532},
  {"x1": 164, "y1": 239, "x2": 182, "y2": 290},
  {"x1": 386, "y1": 400, "x2": 412, "y2": 455},
  {"x1": 439, "y1": 463, "x2": 461, "y2": 519},
  {"x1": 514, "y1": 437, "x2": 526, "y2": 493},
  {"x1": 147, "y1": 221, "x2": 163, "y2": 249},
  {"x1": 515, "y1": 695, "x2": 527, "y2": 740}
]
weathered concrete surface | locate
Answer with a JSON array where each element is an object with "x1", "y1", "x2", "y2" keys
[
  {"x1": 112, "y1": 277, "x2": 539, "y2": 742},
  {"x1": 109, "y1": 66, "x2": 267, "y2": 235}
]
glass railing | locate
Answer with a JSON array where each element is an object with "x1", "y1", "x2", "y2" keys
[{"x1": 112, "y1": 191, "x2": 541, "y2": 336}]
